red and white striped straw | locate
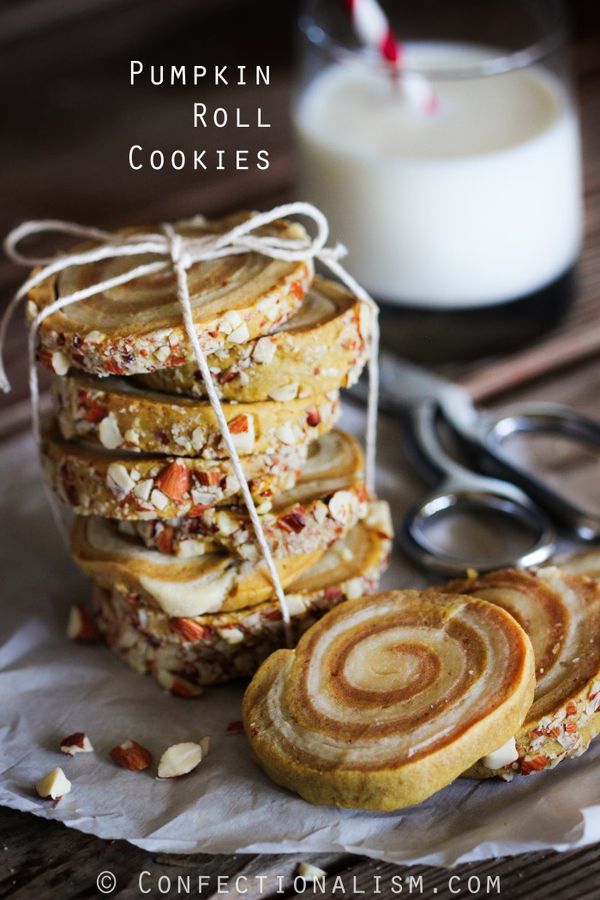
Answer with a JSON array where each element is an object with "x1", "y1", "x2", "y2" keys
[
  {"x1": 345, "y1": 0, "x2": 399, "y2": 66},
  {"x1": 344, "y1": 0, "x2": 437, "y2": 113}
]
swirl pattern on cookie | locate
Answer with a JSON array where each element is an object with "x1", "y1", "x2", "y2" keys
[
  {"x1": 559, "y1": 549, "x2": 600, "y2": 580},
  {"x1": 70, "y1": 515, "x2": 324, "y2": 617},
  {"x1": 30, "y1": 214, "x2": 313, "y2": 377},
  {"x1": 446, "y1": 567, "x2": 600, "y2": 777},
  {"x1": 91, "y1": 516, "x2": 392, "y2": 689},
  {"x1": 243, "y1": 590, "x2": 535, "y2": 810}
]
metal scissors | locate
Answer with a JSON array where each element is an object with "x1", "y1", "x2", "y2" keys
[{"x1": 354, "y1": 353, "x2": 600, "y2": 575}]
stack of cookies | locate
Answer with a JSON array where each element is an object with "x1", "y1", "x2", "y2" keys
[{"x1": 30, "y1": 212, "x2": 392, "y2": 694}]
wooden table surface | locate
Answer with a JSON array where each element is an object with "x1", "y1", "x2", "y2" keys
[{"x1": 1, "y1": 4, "x2": 599, "y2": 897}]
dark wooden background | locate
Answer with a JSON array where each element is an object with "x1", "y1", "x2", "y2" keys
[{"x1": 1, "y1": 1, "x2": 599, "y2": 897}]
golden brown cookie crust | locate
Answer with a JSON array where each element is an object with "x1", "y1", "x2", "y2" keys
[
  {"x1": 121, "y1": 431, "x2": 369, "y2": 560},
  {"x1": 41, "y1": 423, "x2": 307, "y2": 519},
  {"x1": 91, "y1": 517, "x2": 392, "y2": 688},
  {"x1": 445, "y1": 567, "x2": 600, "y2": 778},
  {"x1": 133, "y1": 277, "x2": 371, "y2": 402},
  {"x1": 54, "y1": 371, "x2": 339, "y2": 457},
  {"x1": 30, "y1": 214, "x2": 313, "y2": 377},
  {"x1": 243, "y1": 589, "x2": 535, "y2": 810},
  {"x1": 70, "y1": 515, "x2": 324, "y2": 617}
]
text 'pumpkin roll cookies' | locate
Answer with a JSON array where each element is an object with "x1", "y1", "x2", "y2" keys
[
  {"x1": 133, "y1": 276, "x2": 372, "y2": 402},
  {"x1": 445, "y1": 567, "x2": 600, "y2": 778},
  {"x1": 31, "y1": 212, "x2": 313, "y2": 378},
  {"x1": 123, "y1": 431, "x2": 368, "y2": 561},
  {"x1": 41, "y1": 424, "x2": 307, "y2": 519},
  {"x1": 243, "y1": 590, "x2": 535, "y2": 811},
  {"x1": 91, "y1": 515, "x2": 393, "y2": 689},
  {"x1": 54, "y1": 372, "x2": 339, "y2": 457},
  {"x1": 70, "y1": 516, "x2": 324, "y2": 617}
]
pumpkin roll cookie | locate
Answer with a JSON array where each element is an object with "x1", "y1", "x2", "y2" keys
[
  {"x1": 121, "y1": 431, "x2": 369, "y2": 561},
  {"x1": 557, "y1": 548, "x2": 600, "y2": 580},
  {"x1": 71, "y1": 515, "x2": 324, "y2": 618},
  {"x1": 444, "y1": 567, "x2": 600, "y2": 779},
  {"x1": 243, "y1": 589, "x2": 535, "y2": 811},
  {"x1": 41, "y1": 425, "x2": 307, "y2": 520},
  {"x1": 31, "y1": 213, "x2": 313, "y2": 378},
  {"x1": 91, "y1": 515, "x2": 393, "y2": 690},
  {"x1": 133, "y1": 276, "x2": 372, "y2": 402},
  {"x1": 54, "y1": 372, "x2": 338, "y2": 457}
]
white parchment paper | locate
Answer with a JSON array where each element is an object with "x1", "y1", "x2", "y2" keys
[{"x1": 1, "y1": 405, "x2": 599, "y2": 866}]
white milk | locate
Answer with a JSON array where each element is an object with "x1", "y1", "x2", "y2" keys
[{"x1": 295, "y1": 43, "x2": 582, "y2": 308}]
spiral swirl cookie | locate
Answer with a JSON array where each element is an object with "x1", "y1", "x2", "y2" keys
[
  {"x1": 91, "y1": 516, "x2": 392, "y2": 689},
  {"x1": 54, "y1": 372, "x2": 338, "y2": 457},
  {"x1": 444, "y1": 567, "x2": 600, "y2": 778},
  {"x1": 41, "y1": 424, "x2": 307, "y2": 519},
  {"x1": 70, "y1": 516, "x2": 324, "y2": 617},
  {"x1": 558, "y1": 549, "x2": 600, "y2": 580},
  {"x1": 133, "y1": 277, "x2": 371, "y2": 402},
  {"x1": 30, "y1": 213, "x2": 313, "y2": 377},
  {"x1": 121, "y1": 431, "x2": 368, "y2": 560},
  {"x1": 243, "y1": 590, "x2": 535, "y2": 810}
]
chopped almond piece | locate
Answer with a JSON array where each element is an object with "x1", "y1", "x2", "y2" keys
[
  {"x1": 60, "y1": 732, "x2": 94, "y2": 755},
  {"x1": 170, "y1": 617, "x2": 212, "y2": 642},
  {"x1": 226, "y1": 720, "x2": 245, "y2": 735},
  {"x1": 195, "y1": 470, "x2": 223, "y2": 487},
  {"x1": 156, "y1": 669, "x2": 204, "y2": 697},
  {"x1": 155, "y1": 526, "x2": 175, "y2": 555},
  {"x1": 36, "y1": 767, "x2": 71, "y2": 800},
  {"x1": 157, "y1": 742, "x2": 205, "y2": 778},
  {"x1": 83, "y1": 401, "x2": 108, "y2": 423},
  {"x1": 110, "y1": 740, "x2": 152, "y2": 771},
  {"x1": 155, "y1": 462, "x2": 190, "y2": 500},
  {"x1": 228, "y1": 414, "x2": 255, "y2": 453},
  {"x1": 228, "y1": 414, "x2": 249, "y2": 434},
  {"x1": 520, "y1": 754, "x2": 550, "y2": 775},
  {"x1": 278, "y1": 510, "x2": 307, "y2": 533},
  {"x1": 297, "y1": 863, "x2": 327, "y2": 882},
  {"x1": 66, "y1": 603, "x2": 99, "y2": 641}
]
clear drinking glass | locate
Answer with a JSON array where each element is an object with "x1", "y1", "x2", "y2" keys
[{"x1": 294, "y1": 0, "x2": 582, "y2": 362}]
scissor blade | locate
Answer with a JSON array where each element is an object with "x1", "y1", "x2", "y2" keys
[{"x1": 357, "y1": 351, "x2": 476, "y2": 421}]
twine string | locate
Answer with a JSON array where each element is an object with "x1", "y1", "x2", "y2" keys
[
  {"x1": 1, "y1": 202, "x2": 379, "y2": 641},
  {"x1": 161, "y1": 222, "x2": 296, "y2": 644}
]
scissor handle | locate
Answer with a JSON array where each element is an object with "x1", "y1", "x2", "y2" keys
[
  {"x1": 400, "y1": 403, "x2": 556, "y2": 575},
  {"x1": 480, "y1": 403, "x2": 600, "y2": 541},
  {"x1": 487, "y1": 402, "x2": 600, "y2": 447},
  {"x1": 401, "y1": 484, "x2": 556, "y2": 577}
]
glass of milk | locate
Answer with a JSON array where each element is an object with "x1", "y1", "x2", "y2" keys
[{"x1": 295, "y1": 0, "x2": 582, "y2": 361}]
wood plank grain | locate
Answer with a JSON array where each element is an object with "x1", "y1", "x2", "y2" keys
[{"x1": 3, "y1": 804, "x2": 600, "y2": 899}]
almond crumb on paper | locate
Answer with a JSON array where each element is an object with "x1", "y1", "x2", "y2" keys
[
  {"x1": 226, "y1": 720, "x2": 244, "y2": 735},
  {"x1": 35, "y1": 767, "x2": 71, "y2": 800},
  {"x1": 156, "y1": 669, "x2": 204, "y2": 697},
  {"x1": 66, "y1": 603, "x2": 99, "y2": 641},
  {"x1": 297, "y1": 862, "x2": 327, "y2": 882},
  {"x1": 60, "y1": 732, "x2": 94, "y2": 755},
  {"x1": 109, "y1": 740, "x2": 152, "y2": 771},
  {"x1": 157, "y1": 742, "x2": 206, "y2": 779}
]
